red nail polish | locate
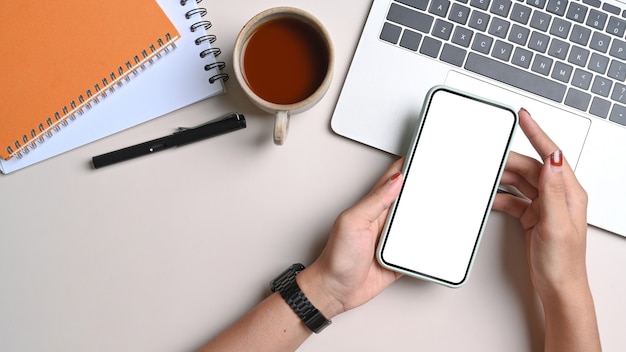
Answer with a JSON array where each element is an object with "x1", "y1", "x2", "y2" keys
[
  {"x1": 389, "y1": 172, "x2": 402, "y2": 182},
  {"x1": 550, "y1": 150, "x2": 563, "y2": 167}
]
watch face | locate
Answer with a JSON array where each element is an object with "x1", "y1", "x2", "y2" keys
[
  {"x1": 289, "y1": 263, "x2": 306, "y2": 273},
  {"x1": 270, "y1": 263, "x2": 305, "y2": 292}
]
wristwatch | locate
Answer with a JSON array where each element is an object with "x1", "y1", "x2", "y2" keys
[{"x1": 270, "y1": 263, "x2": 332, "y2": 334}]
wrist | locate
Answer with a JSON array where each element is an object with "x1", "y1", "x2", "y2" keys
[
  {"x1": 535, "y1": 265, "x2": 591, "y2": 302},
  {"x1": 296, "y1": 264, "x2": 345, "y2": 319},
  {"x1": 538, "y1": 278, "x2": 594, "y2": 313},
  {"x1": 539, "y1": 280, "x2": 601, "y2": 352}
]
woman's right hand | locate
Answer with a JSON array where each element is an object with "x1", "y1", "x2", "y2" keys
[
  {"x1": 493, "y1": 108, "x2": 601, "y2": 352},
  {"x1": 493, "y1": 108, "x2": 589, "y2": 298}
]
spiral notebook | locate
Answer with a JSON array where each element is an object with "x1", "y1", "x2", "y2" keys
[
  {"x1": 0, "y1": 0, "x2": 180, "y2": 161},
  {"x1": 0, "y1": 0, "x2": 227, "y2": 174}
]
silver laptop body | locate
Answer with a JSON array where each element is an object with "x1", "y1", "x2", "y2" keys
[{"x1": 332, "y1": 0, "x2": 626, "y2": 236}]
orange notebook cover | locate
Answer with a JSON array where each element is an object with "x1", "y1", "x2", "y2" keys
[{"x1": 0, "y1": 0, "x2": 180, "y2": 160}]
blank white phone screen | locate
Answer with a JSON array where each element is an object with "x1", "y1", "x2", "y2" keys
[{"x1": 380, "y1": 89, "x2": 516, "y2": 285}]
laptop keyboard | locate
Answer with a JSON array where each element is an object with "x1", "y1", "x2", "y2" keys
[{"x1": 380, "y1": 0, "x2": 626, "y2": 126}]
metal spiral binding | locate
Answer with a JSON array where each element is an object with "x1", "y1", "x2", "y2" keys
[
  {"x1": 179, "y1": 0, "x2": 202, "y2": 6},
  {"x1": 195, "y1": 34, "x2": 216, "y2": 45},
  {"x1": 184, "y1": 0, "x2": 229, "y2": 85},
  {"x1": 6, "y1": 32, "x2": 178, "y2": 160},
  {"x1": 200, "y1": 47, "x2": 221, "y2": 59}
]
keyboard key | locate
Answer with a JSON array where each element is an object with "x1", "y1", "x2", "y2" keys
[
  {"x1": 396, "y1": 0, "x2": 429, "y2": 11},
  {"x1": 529, "y1": 31, "x2": 550, "y2": 53},
  {"x1": 468, "y1": 11, "x2": 490, "y2": 31},
  {"x1": 512, "y1": 47, "x2": 534, "y2": 68},
  {"x1": 452, "y1": 26, "x2": 474, "y2": 47},
  {"x1": 609, "y1": 39, "x2": 626, "y2": 60},
  {"x1": 440, "y1": 43, "x2": 467, "y2": 66},
  {"x1": 420, "y1": 36, "x2": 443, "y2": 57},
  {"x1": 511, "y1": 3, "x2": 532, "y2": 24},
  {"x1": 571, "y1": 68, "x2": 593, "y2": 89},
  {"x1": 589, "y1": 31, "x2": 610, "y2": 53},
  {"x1": 509, "y1": 24, "x2": 530, "y2": 45},
  {"x1": 602, "y1": 3, "x2": 620, "y2": 16},
  {"x1": 548, "y1": 38, "x2": 570, "y2": 59},
  {"x1": 470, "y1": 0, "x2": 491, "y2": 11},
  {"x1": 606, "y1": 16, "x2": 626, "y2": 37},
  {"x1": 568, "y1": 46, "x2": 590, "y2": 67},
  {"x1": 489, "y1": 17, "x2": 511, "y2": 38},
  {"x1": 582, "y1": 0, "x2": 601, "y2": 8},
  {"x1": 465, "y1": 52, "x2": 567, "y2": 102},
  {"x1": 546, "y1": 0, "x2": 568, "y2": 16},
  {"x1": 472, "y1": 32, "x2": 494, "y2": 53},
  {"x1": 552, "y1": 61, "x2": 574, "y2": 83},
  {"x1": 564, "y1": 88, "x2": 591, "y2": 111},
  {"x1": 429, "y1": 0, "x2": 452, "y2": 17},
  {"x1": 570, "y1": 24, "x2": 591, "y2": 46},
  {"x1": 589, "y1": 96, "x2": 611, "y2": 118},
  {"x1": 608, "y1": 60, "x2": 626, "y2": 81},
  {"x1": 611, "y1": 82, "x2": 626, "y2": 104},
  {"x1": 400, "y1": 29, "x2": 423, "y2": 50},
  {"x1": 380, "y1": 22, "x2": 402, "y2": 44},
  {"x1": 587, "y1": 9, "x2": 608, "y2": 30},
  {"x1": 550, "y1": 17, "x2": 572, "y2": 38},
  {"x1": 527, "y1": 0, "x2": 547, "y2": 9},
  {"x1": 588, "y1": 52, "x2": 609, "y2": 74},
  {"x1": 490, "y1": 0, "x2": 512, "y2": 17},
  {"x1": 532, "y1": 54, "x2": 554, "y2": 75},
  {"x1": 449, "y1": 3, "x2": 471, "y2": 24},
  {"x1": 566, "y1": 3, "x2": 588, "y2": 23},
  {"x1": 492, "y1": 40, "x2": 514, "y2": 60},
  {"x1": 591, "y1": 76, "x2": 612, "y2": 96},
  {"x1": 609, "y1": 104, "x2": 626, "y2": 125},
  {"x1": 387, "y1": 4, "x2": 435, "y2": 33},
  {"x1": 433, "y1": 19, "x2": 454, "y2": 40},
  {"x1": 530, "y1": 11, "x2": 552, "y2": 31}
]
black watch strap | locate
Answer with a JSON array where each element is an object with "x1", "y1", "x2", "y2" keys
[{"x1": 270, "y1": 264, "x2": 332, "y2": 334}]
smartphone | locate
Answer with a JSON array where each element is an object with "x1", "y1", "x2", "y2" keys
[{"x1": 376, "y1": 86, "x2": 518, "y2": 287}]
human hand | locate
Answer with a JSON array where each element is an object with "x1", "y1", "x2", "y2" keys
[
  {"x1": 297, "y1": 158, "x2": 404, "y2": 319},
  {"x1": 493, "y1": 108, "x2": 589, "y2": 299}
]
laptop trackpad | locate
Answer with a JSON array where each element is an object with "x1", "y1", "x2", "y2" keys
[{"x1": 445, "y1": 71, "x2": 591, "y2": 169}]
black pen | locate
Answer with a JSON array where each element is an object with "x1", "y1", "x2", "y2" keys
[{"x1": 92, "y1": 112, "x2": 246, "y2": 169}]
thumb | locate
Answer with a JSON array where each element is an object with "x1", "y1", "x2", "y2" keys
[
  {"x1": 352, "y1": 171, "x2": 404, "y2": 225},
  {"x1": 539, "y1": 150, "x2": 568, "y2": 220}
]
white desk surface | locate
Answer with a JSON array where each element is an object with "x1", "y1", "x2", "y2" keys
[{"x1": 1, "y1": 1, "x2": 625, "y2": 351}]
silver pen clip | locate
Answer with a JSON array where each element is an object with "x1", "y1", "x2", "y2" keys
[{"x1": 174, "y1": 112, "x2": 240, "y2": 133}]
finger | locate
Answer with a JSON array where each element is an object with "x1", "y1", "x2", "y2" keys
[
  {"x1": 518, "y1": 109, "x2": 585, "y2": 209},
  {"x1": 538, "y1": 150, "x2": 569, "y2": 223},
  {"x1": 518, "y1": 108, "x2": 560, "y2": 161},
  {"x1": 370, "y1": 157, "x2": 405, "y2": 190},
  {"x1": 500, "y1": 167, "x2": 539, "y2": 200},
  {"x1": 492, "y1": 192, "x2": 531, "y2": 219},
  {"x1": 360, "y1": 171, "x2": 404, "y2": 224},
  {"x1": 348, "y1": 169, "x2": 404, "y2": 226},
  {"x1": 504, "y1": 152, "x2": 543, "y2": 189}
]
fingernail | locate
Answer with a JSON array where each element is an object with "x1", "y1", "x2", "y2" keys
[
  {"x1": 388, "y1": 172, "x2": 402, "y2": 183},
  {"x1": 520, "y1": 107, "x2": 529, "y2": 115},
  {"x1": 550, "y1": 150, "x2": 563, "y2": 169}
]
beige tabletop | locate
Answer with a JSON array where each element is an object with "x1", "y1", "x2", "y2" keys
[{"x1": 1, "y1": 1, "x2": 625, "y2": 351}]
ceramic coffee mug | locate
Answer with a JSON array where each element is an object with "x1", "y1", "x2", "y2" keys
[{"x1": 233, "y1": 7, "x2": 334, "y2": 145}]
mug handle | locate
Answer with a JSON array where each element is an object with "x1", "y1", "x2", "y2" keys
[{"x1": 274, "y1": 111, "x2": 290, "y2": 145}]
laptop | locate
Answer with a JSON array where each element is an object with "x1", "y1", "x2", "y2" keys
[{"x1": 332, "y1": 0, "x2": 626, "y2": 237}]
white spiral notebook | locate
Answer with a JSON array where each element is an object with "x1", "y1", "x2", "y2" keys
[{"x1": 0, "y1": 0, "x2": 227, "y2": 174}]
